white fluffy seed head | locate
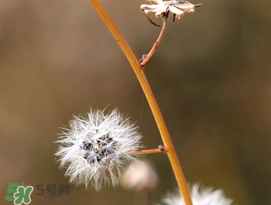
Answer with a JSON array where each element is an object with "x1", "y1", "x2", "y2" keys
[
  {"x1": 55, "y1": 109, "x2": 143, "y2": 191},
  {"x1": 159, "y1": 184, "x2": 233, "y2": 205},
  {"x1": 120, "y1": 159, "x2": 158, "y2": 191}
]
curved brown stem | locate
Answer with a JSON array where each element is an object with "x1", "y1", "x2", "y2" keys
[
  {"x1": 140, "y1": 17, "x2": 168, "y2": 68},
  {"x1": 88, "y1": 1, "x2": 192, "y2": 205}
]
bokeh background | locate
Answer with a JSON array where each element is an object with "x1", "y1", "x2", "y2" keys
[{"x1": 1, "y1": 0, "x2": 271, "y2": 204}]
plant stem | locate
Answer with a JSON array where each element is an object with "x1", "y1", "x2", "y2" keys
[
  {"x1": 88, "y1": 1, "x2": 192, "y2": 205},
  {"x1": 140, "y1": 18, "x2": 168, "y2": 68},
  {"x1": 133, "y1": 147, "x2": 168, "y2": 155}
]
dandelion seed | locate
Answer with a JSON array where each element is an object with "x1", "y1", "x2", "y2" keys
[
  {"x1": 55, "y1": 109, "x2": 143, "y2": 191},
  {"x1": 159, "y1": 184, "x2": 233, "y2": 205},
  {"x1": 141, "y1": 0, "x2": 202, "y2": 22}
]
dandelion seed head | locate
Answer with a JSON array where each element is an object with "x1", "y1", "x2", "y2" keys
[
  {"x1": 159, "y1": 184, "x2": 233, "y2": 205},
  {"x1": 55, "y1": 109, "x2": 143, "y2": 190},
  {"x1": 120, "y1": 159, "x2": 158, "y2": 191}
]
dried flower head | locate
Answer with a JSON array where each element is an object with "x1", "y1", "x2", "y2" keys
[
  {"x1": 141, "y1": 0, "x2": 202, "y2": 21},
  {"x1": 55, "y1": 109, "x2": 143, "y2": 190},
  {"x1": 159, "y1": 184, "x2": 233, "y2": 205}
]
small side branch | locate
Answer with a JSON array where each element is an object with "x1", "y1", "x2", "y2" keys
[
  {"x1": 134, "y1": 145, "x2": 168, "y2": 155},
  {"x1": 140, "y1": 17, "x2": 168, "y2": 68},
  {"x1": 142, "y1": 12, "x2": 162, "y2": 27}
]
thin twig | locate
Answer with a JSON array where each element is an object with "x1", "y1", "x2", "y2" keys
[
  {"x1": 133, "y1": 146, "x2": 168, "y2": 155},
  {"x1": 142, "y1": 12, "x2": 162, "y2": 27},
  {"x1": 140, "y1": 17, "x2": 168, "y2": 68},
  {"x1": 88, "y1": 1, "x2": 192, "y2": 205}
]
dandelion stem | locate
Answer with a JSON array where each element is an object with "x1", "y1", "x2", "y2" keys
[
  {"x1": 88, "y1": 1, "x2": 192, "y2": 204},
  {"x1": 140, "y1": 17, "x2": 168, "y2": 68}
]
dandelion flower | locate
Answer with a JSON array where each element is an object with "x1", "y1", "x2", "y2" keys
[
  {"x1": 159, "y1": 184, "x2": 233, "y2": 205},
  {"x1": 141, "y1": 0, "x2": 202, "y2": 20},
  {"x1": 120, "y1": 159, "x2": 158, "y2": 191},
  {"x1": 55, "y1": 109, "x2": 143, "y2": 190}
]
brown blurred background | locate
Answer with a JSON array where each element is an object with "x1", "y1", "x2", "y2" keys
[{"x1": 1, "y1": 0, "x2": 271, "y2": 204}]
